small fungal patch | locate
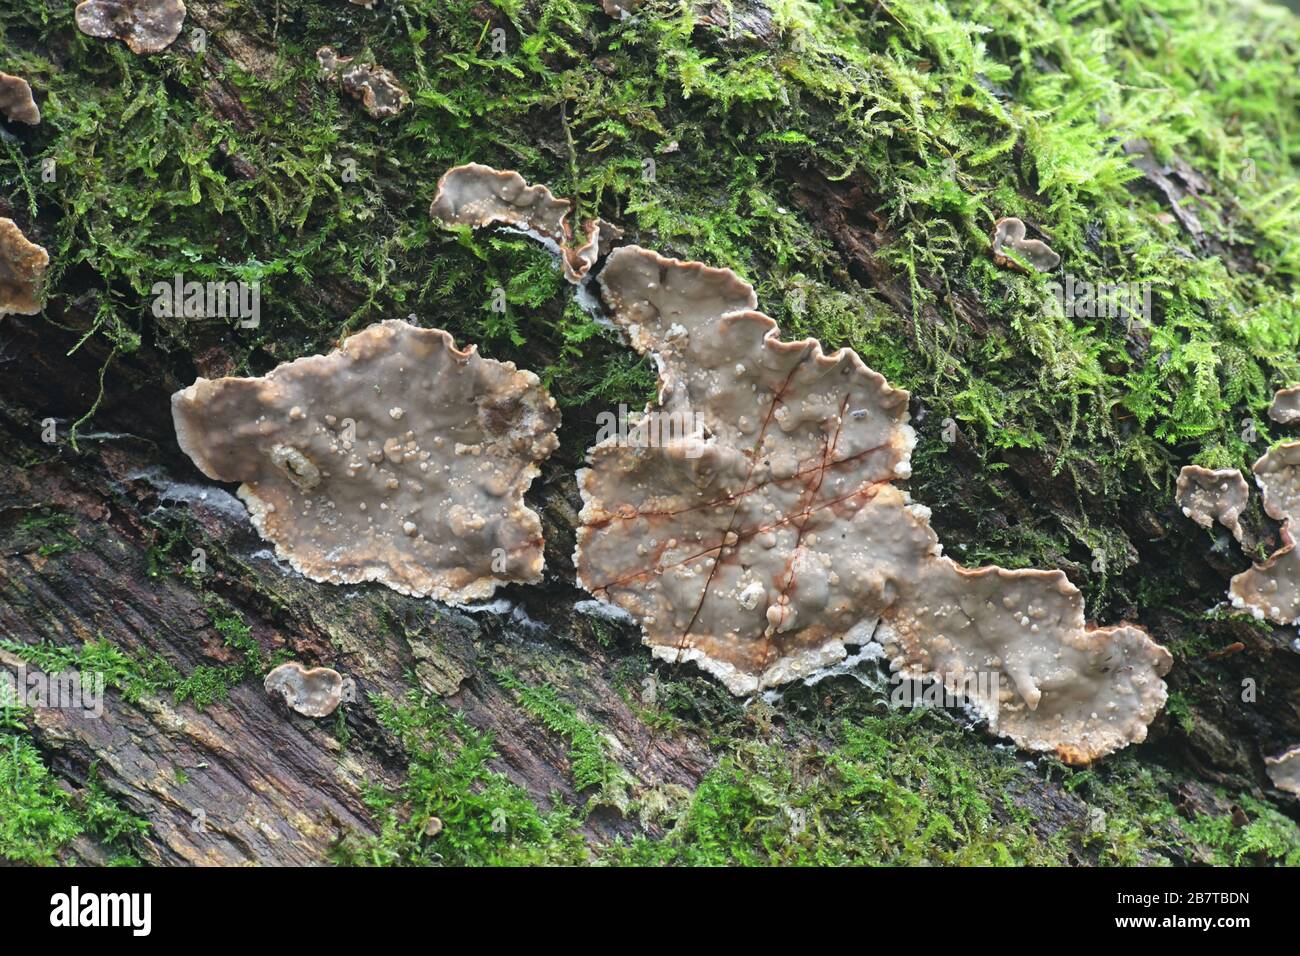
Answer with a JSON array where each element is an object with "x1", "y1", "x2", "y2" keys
[
  {"x1": 264, "y1": 662, "x2": 344, "y2": 718},
  {"x1": 0, "y1": 218, "x2": 49, "y2": 319},
  {"x1": 1183, "y1": 388, "x2": 1300, "y2": 626},
  {"x1": 601, "y1": 0, "x2": 642, "y2": 17},
  {"x1": 0, "y1": 72, "x2": 40, "y2": 125},
  {"x1": 317, "y1": 47, "x2": 409, "y2": 118},
  {"x1": 1265, "y1": 745, "x2": 1300, "y2": 796},
  {"x1": 991, "y1": 216, "x2": 1060, "y2": 272},
  {"x1": 1175, "y1": 465, "x2": 1249, "y2": 542},
  {"x1": 1229, "y1": 438, "x2": 1300, "y2": 625},
  {"x1": 171, "y1": 320, "x2": 560, "y2": 603},
  {"x1": 1269, "y1": 385, "x2": 1300, "y2": 425},
  {"x1": 431, "y1": 163, "x2": 622, "y2": 284},
  {"x1": 75, "y1": 0, "x2": 187, "y2": 55}
]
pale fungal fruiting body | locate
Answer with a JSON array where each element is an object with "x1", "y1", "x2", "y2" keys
[
  {"x1": 1265, "y1": 745, "x2": 1300, "y2": 796},
  {"x1": 317, "y1": 47, "x2": 409, "y2": 118},
  {"x1": 1229, "y1": 440, "x2": 1300, "y2": 624},
  {"x1": 264, "y1": 662, "x2": 344, "y2": 718},
  {"x1": 74, "y1": 0, "x2": 187, "y2": 55},
  {"x1": 1178, "y1": 388, "x2": 1300, "y2": 624},
  {"x1": 0, "y1": 72, "x2": 40, "y2": 125},
  {"x1": 171, "y1": 319, "x2": 560, "y2": 604},
  {"x1": 601, "y1": 0, "x2": 642, "y2": 17},
  {"x1": 574, "y1": 242, "x2": 1170, "y2": 764},
  {"x1": 1175, "y1": 465, "x2": 1249, "y2": 542},
  {"x1": 991, "y1": 217, "x2": 1060, "y2": 272},
  {"x1": 1269, "y1": 385, "x2": 1300, "y2": 425},
  {"x1": 0, "y1": 218, "x2": 50, "y2": 319},
  {"x1": 431, "y1": 164, "x2": 622, "y2": 284}
]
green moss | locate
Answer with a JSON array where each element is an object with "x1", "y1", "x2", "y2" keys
[
  {"x1": 332, "y1": 691, "x2": 590, "y2": 865},
  {"x1": 0, "y1": 602, "x2": 281, "y2": 713},
  {"x1": 0, "y1": 720, "x2": 149, "y2": 866},
  {"x1": 1185, "y1": 795, "x2": 1300, "y2": 866},
  {"x1": 0, "y1": 636, "x2": 173, "y2": 704},
  {"x1": 0, "y1": 729, "x2": 84, "y2": 865},
  {"x1": 13, "y1": 509, "x2": 80, "y2": 558},
  {"x1": 494, "y1": 669, "x2": 633, "y2": 812},
  {"x1": 606, "y1": 709, "x2": 1062, "y2": 865}
]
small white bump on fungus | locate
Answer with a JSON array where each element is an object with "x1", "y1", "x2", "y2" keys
[
  {"x1": 991, "y1": 216, "x2": 1060, "y2": 272},
  {"x1": 0, "y1": 217, "x2": 49, "y2": 319},
  {"x1": 317, "y1": 47, "x2": 409, "y2": 118},
  {"x1": 1265, "y1": 744, "x2": 1300, "y2": 796},
  {"x1": 0, "y1": 72, "x2": 40, "y2": 125},
  {"x1": 171, "y1": 319, "x2": 560, "y2": 603},
  {"x1": 571, "y1": 242, "x2": 1170, "y2": 764},
  {"x1": 264, "y1": 662, "x2": 344, "y2": 718},
  {"x1": 1175, "y1": 465, "x2": 1249, "y2": 543},
  {"x1": 75, "y1": 0, "x2": 187, "y2": 55},
  {"x1": 431, "y1": 163, "x2": 622, "y2": 284}
]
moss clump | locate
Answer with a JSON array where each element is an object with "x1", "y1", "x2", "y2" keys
[
  {"x1": 0, "y1": 601, "x2": 283, "y2": 713},
  {"x1": 604, "y1": 709, "x2": 1061, "y2": 865},
  {"x1": 495, "y1": 669, "x2": 634, "y2": 813},
  {"x1": 0, "y1": 713, "x2": 148, "y2": 866},
  {"x1": 333, "y1": 691, "x2": 590, "y2": 866}
]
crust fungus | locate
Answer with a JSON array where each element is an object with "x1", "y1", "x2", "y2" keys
[
  {"x1": 1265, "y1": 745, "x2": 1300, "y2": 796},
  {"x1": 1175, "y1": 465, "x2": 1249, "y2": 542},
  {"x1": 1229, "y1": 440, "x2": 1300, "y2": 624},
  {"x1": 431, "y1": 164, "x2": 622, "y2": 284},
  {"x1": 573, "y1": 243, "x2": 1170, "y2": 763},
  {"x1": 317, "y1": 47, "x2": 409, "y2": 118},
  {"x1": 991, "y1": 217, "x2": 1060, "y2": 272},
  {"x1": 74, "y1": 0, "x2": 187, "y2": 55},
  {"x1": 264, "y1": 662, "x2": 344, "y2": 718},
  {"x1": 0, "y1": 72, "x2": 40, "y2": 125},
  {"x1": 0, "y1": 217, "x2": 50, "y2": 319},
  {"x1": 601, "y1": 0, "x2": 642, "y2": 17},
  {"x1": 1269, "y1": 385, "x2": 1300, "y2": 425},
  {"x1": 171, "y1": 319, "x2": 560, "y2": 603}
]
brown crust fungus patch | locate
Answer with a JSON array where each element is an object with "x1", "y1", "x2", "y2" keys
[
  {"x1": 264, "y1": 662, "x2": 344, "y2": 718},
  {"x1": 171, "y1": 320, "x2": 560, "y2": 604},
  {"x1": 0, "y1": 72, "x2": 40, "y2": 125},
  {"x1": 0, "y1": 217, "x2": 50, "y2": 318},
  {"x1": 1175, "y1": 465, "x2": 1249, "y2": 542},
  {"x1": 1265, "y1": 745, "x2": 1300, "y2": 796},
  {"x1": 75, "y1": 0, "x2": 187, "y2": 55},
  {"x1": 431, "y1": 163, "x2": 622, "y2": 284},
  {"x1": 574, "y1": 243, "x2": 1170, "y2": 764},
  {"x1": 1229, "y1": 439, "x2": 1300, "y2": 625},
  {"x1": 1269, "y1": 385, "x2": 1300, "y2": 425},
  {"x1": 601, "y1": 0, "x2": 642, "y2": 17},
  {"x1": 317, "y1": 47, "x2": 409, "y2": 118},
  {"x1": 991, "y1": 216, "x2": 1060, "y2": 272}
]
